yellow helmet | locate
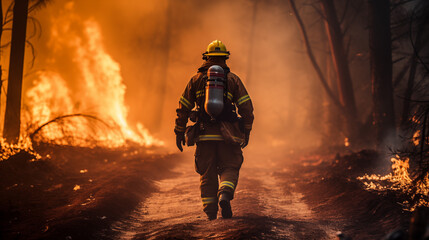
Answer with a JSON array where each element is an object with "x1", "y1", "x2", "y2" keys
[{"x1": 202, "y1": 40, "x2": 230, "y2": 58}]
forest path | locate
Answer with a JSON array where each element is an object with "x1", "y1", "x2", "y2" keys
[{"x1": 110, "y1": 151, "x2": 339, "y2": 240}]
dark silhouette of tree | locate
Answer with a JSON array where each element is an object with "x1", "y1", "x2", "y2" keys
[
  {"x1": 288, "y1": 0, "x2": 361, "y2": 144},
  {"x1": 288, "y1": 0, "x2": 342, "y2": 111},
  {"x1": 3, "y1": 0, "x2": 29, "y2": 143},
  {"x1": 2, "y1": 0, "x2": 48, "y2": 143},
  {"x1": 320, "y1": 0, "x2": 359, "y2": 140},
  {"x1": 400, "y1": 2, "x2": 429, "y2": 128},
  {"x1": 0, "y1": 0, "x2": 3, "y2": 105},
  {"x1": 368, "y1": 0, "x2": 397, "y2": 147}
]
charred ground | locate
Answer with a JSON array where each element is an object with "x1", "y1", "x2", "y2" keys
[
  {"x1": 0, "y1": 144, "x2": 180, "y2": 240},
  {"x1": 276, "y1": 150, "x2": 411, "y2": 239},
  {"x1": 0, "y1": 146, "x2": 412, "y2": 240}
]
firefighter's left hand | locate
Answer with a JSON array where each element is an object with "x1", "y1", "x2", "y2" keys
[
  {"x1": 176, "y1": 134, "x2": 185, "y2": 152},
  {"x1": 241, "y1": 132, "x2": 250, "y2": 149}
]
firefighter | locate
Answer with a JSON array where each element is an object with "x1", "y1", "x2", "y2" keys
[{"x1": 174, "y1": 40, "x2": 254, "y2": 220}]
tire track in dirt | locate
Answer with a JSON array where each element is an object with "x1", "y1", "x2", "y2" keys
[{"x1": 109, "y1": 151, "x2": 338, "y2": 239}]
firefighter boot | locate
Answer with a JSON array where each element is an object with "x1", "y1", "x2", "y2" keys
[
  {"x1": 202, "y1": 197, "x2": 218, "y2": 220},
  {"x1": 207, "y1": 212, "x2": 217, "y2": 221},
  {"x1": 204, "y1": 203, "x2": 218, "y2": 220},
  {"x1": 219, "y1": 192, "x2": 232, "y2": 219}
]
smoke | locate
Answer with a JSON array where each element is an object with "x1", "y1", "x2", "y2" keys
[{"x1": 1, "y1": 0, "x2": 370, "y2": 152}]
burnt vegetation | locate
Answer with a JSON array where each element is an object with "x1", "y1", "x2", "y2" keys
[
  {"x1": 0, "y1": 0, "x2": 428, "y2": 239},
  {"x1": 289, "y1": 0, "x2": 428, "y2": 191}
]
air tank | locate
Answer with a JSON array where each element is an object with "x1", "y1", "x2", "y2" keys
[{"x1": 204, "y1": 65, "x2": 225, "y2": 119}]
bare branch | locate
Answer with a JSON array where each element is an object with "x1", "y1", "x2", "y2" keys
[
  {"x1": 1, "y1": 41, "x2": 11, "y2": 48},
  {"x1": 414, "y1": 71, "x2": 429, "y2": 91},
  {"x1": 25, "y1": 40, "x2": 36, "y2": 68},
  {"x1": 3, "y1": 1, "x2": 14, "y2": 27},
  {"x1": 392, "y1": 31, "x2": 410, "y2": 42},
  {"x1": 391, "y1": 0, "x2": 416, "y2": 12},
  {"x1": 27, "y1": 16, "x2": 42, "y2": 40},
  {"x1": 30, "y1": 114, "x2": 112, "y2": 142},
  {"x1": 410, "y1": 9, "x2": 429, "y2": 73},
  {"x1": 345, "y1": 36, "x2": 351, "y2": 59},
  {"x1": 307, "y1": 16, "x2": 324, "y2": 29},
  {"x1": 393, "y1": 56, "x2": 406, "y2": 64},
  {"x1": 393, "y1": 62, "x2": 410, "y2": 88},
  {"x1": 339, "y1": 0, "x2": 351, "y2": 24},
  {"x1": 396, "y1": 95, "x2": 429, "y2": 103},
  {"x1": 288, "y1": 0, "x2": 345, "y2": 114},
  {"x1": 342, "y1": 1, "x2": 363, "y2": 36},
  {"x1": 310, "y1": 3, "x2": 325, "y2": 20},
  {"x1": 28, "y1": 0, "x2": 50, "y2": 13}
]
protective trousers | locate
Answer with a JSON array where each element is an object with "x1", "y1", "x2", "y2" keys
[{"x1": 194, "y1": 141, "x2": 243, "y2": 216}]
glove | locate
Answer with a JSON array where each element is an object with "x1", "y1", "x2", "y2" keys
[
  {"x1": 176, "y1": 133, "x2": 185, "y2": 152},
  {"x1": 241, "y1": 132, "x2": 250, "y2": 149}
]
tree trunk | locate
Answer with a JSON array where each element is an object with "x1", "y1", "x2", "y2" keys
[
  {"x1": 3, "y1": 0, "x2": 29, "y2": 143},
  {"x1": 326, "y1": 37, "x2": 343, "y2": 145},
  {"x1": 0, "y1": 0, "x2": 3, "y2": 107},
  {"x1": 368, "y1": 0, "x2": 396, "y2": 147},
  {"x1": 320, "y1": 0, "x2": 358, "y2": 141},
  {"x1": 288, "y1": 0, "x2": 343, "y2": 112},
  {"x1": 309, "y1": 19, "x2": 327, "y2": 139},
  {"x1": 401, "y1": 9, "x2": 428, "y2": 128}
]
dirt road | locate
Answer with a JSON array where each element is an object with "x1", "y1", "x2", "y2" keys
[
  {"x1": 108, "y1": 151, "x2": 339, "y2": 240},
  {"x1": 1, "y1": 145, "x2": 408, "y2": 240}
]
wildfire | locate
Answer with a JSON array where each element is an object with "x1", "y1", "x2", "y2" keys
[
  {"x1": 0, "y1": 138, "x2": 41, "y2": 161},
  {"x1": 357, "y1": 156, "x2": 429, "y2": 211},
  {"x1": 22, "y1": 2, "x2": 162, "y2": 147}
]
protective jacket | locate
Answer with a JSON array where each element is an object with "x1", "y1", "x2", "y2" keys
[
  {"x1": 174, "y1": 58, "x2": 254, "y2": 219},
  {"x1": 174, "y1": 59, "x2": 254, "y2": 142}
]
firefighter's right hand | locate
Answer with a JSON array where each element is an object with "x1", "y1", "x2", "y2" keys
[
  {"x1": 176, "y1": 134, "x2": 185, "y2": 152},
  {"x1": 241, "y1": 132, "x2": 250, "y2": 149}
]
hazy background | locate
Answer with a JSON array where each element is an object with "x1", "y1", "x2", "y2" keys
[{"x1": 1, "y1": 0, "x2": 373, "y2": 152}]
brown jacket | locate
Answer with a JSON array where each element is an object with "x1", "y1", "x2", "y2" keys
[{"x1": 174, "y1": 59, "x2": 254, "y2": 143}]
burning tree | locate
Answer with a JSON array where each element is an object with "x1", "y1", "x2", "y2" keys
[
  {"x1": 0, "y1": 1, "x2": 162, "y2": 152},
  {"x1": 2, "y1": 0, "x2": 48, "y2": 144},
  {"x1": 358, "y1": 0, "x2": 429, "y2": 211},
  {"x1": 3, "y1": 0, "x2": 29, "y2": 143},
  {"x1": 358, "y1": 103, "x2": 429, "y2": 211}
]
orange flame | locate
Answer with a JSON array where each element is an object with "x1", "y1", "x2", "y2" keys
[
  {"x1": 413, "y1": 130, "x2": 420, "y2": 146},
  {"x1": 357, "y1": 156, "x2": 429, "y2": 211},
  {"x1": 23, "y1": 2, "x2": 162, "y2": 147},
  {"x1": 0, "y1": 138, "x2": 41, "y2": 161},
  {"x1": 344, "y1": 137, "x2": 350, "y2": 147}
]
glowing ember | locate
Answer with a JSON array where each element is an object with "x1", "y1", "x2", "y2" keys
[
  {"x1": 73, "y1": 185, "x2": 81, "y2": 191},
  {"x1": 23, "y1": 3, "x2": 163, "y2": 147},
  {"x1": 411, "y1": 115, "x2": 420, "y2": 123},
  {"x1": 344, "y1": 137, "x2": 350, "y2": 147},
  {"x1": 413, "y1": 130, "x2": 420, "y2": 146},
  {"x1": 0, "y1": 138, "x2": 41, "y2": 161},
  {"x1": 357, "y1": 156, "x2": 429, "y2": 211}
]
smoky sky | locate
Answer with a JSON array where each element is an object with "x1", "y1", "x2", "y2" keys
[{"x1": 0, "y1": 0, "x2": 372, "y2": 151}]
